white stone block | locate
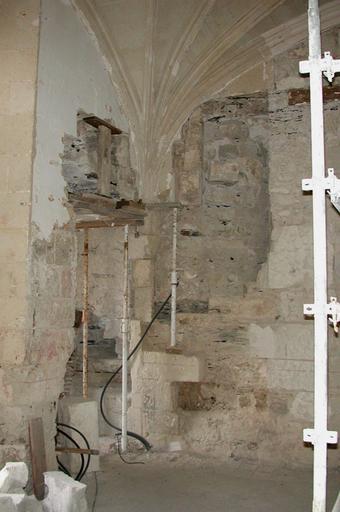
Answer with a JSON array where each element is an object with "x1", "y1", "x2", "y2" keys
[
  {"x1": 0, "y1": 462, "x2": 28, "y2": 493},
  {"x1": 43, "y1": 472, "x2": 88, "y2": 512},
  {"x1": 9, "y1": 494, "x2": 42, "y2": 512},
  {"x1": 58, "y1": 398, "x2": 99, "y2": 472},
  {"x1": 0, "y1": 495, "x2": 17, "y2": 512}
]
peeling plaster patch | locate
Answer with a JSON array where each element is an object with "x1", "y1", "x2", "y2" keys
[{"x1": 32, "y1": 0, "x2": 129, "y2": 238}]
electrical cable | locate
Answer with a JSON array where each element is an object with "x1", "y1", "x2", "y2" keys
[
  {"x1": 57, "y1": 458, "x2": 72, "y2": 477},
  {"x1": 56, "y1": 291, "x2": 174, "y2": 482},
  {"x1": 57, "y1": 423, "x2": 91, "y2": 481},
  {"x1": 99, "y1": 291, "x2": 173, "y2": 451},
  {"x1": 56, "y1": 428, "x2": 85, "y2": 481},
  {"x1": 116, "y1": 433, "x2": 144, "y2": 465}
]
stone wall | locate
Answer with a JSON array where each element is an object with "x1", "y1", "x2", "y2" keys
[
  {"x1": 0, "y1": 0, "x2": 131, "y2": 470},
  {"x1": 0, "y1": 0, "x2": 41, "y2": 467},
  {"x1": 129, "y1": 26, "x2": 340, "y2": 467}
]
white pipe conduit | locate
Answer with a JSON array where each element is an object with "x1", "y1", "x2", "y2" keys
[
  {"x1": 170, "y1": 207, "x2": 178, "y2": 347},
  {"x1": 121, "y1": 225, "x2": 129, "y2": 452},
  {"x1": 300, "y1": 1, "x2": 340, "y2": 510}
]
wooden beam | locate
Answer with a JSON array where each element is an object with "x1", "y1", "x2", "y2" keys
[
  {"x1": 75, "y1": 218, "x2": 144, "y2": 229},
  {"x1": 83, "y1": 115, "x2": 122, "y2": 134},
  {"x1": 97, "y1": 125, "x2": 112, "y2": 196},
  {"x1": 55, "y1": 447, "x2": 99, "y2": 456},
  {"x1": 288, "y1": 84, "x2": 340, "y2": 105},
  {"x1": 28, "y1": 418, "x2": 47, "y2": 501},
  {"x1": 68, "y1": 193, "x2": 146, "y2": 227}
]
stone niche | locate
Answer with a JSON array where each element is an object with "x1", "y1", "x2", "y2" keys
[{"x1": 155, "y1": 93, "x2": 271, "y2": 315}]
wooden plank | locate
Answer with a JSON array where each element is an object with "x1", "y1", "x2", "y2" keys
[
  {"x1": 83, "y1": 115, "x2": 122, "y2": 134},
  {"x1": 69, "y1": 192, "x2": 115, "y2": 207},
  {"x1": 288, "y1": 84, "x2": 340, "y2": 105},
  {"x1": 97, "y1": 125, "x2": 112, "y2": 196},
  {"x1": 68, "y1": 193, "x2": 146, "y2": 222},
  {"x1": 76, "y1": 218, "x2": 144, "y2": 229},
  {"x1": 56, "y1": 446, "x2": 100, "y2": 455},
  {"x1": 69, "y1": 193, "x2": 145, "y2": 212},
  {"x1": 28, "y1": 418, "x2": 47, "y2": 501}
]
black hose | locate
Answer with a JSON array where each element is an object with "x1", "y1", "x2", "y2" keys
[
  {"x1": 99, "y1": 291, "x2": 173, "y2": 451},
  {"x1": 57, "y1": 458, "x2": 71, "y2": 477},
  {"x1": 57, "y1": 423, "x2": 91, "y2": 481},
  {"x1": 116, "y1": 433, "x2": 144, "y2": 465},
  {"x1": 57, "y1": 428, "x2": 85, "y2": 481}
]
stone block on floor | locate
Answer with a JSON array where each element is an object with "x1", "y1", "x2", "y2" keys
[
  {"x1": 0, "y1": 462, "x2": 28, "y2": 494},
  {"x1": 58, "y1": 398, "x2": 100, "y2": 473},
  {"x1": 43, "y1": 472, "x2": 88, "y2": 512}
]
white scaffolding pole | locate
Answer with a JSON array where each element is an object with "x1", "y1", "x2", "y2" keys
[
  {"x1": 121, "y1": 225, "x2": 129, "y2": 452},
  {"x1": 170, "y1": 207, "x2": 178, "y2": 347},
  {"x1": 300, "y1": 1, "x2": 340, "y2": 510}
]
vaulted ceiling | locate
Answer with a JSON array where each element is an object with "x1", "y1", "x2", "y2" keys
[{"x1": 73, "y1": 0, "x2": 340, "y2": 198}]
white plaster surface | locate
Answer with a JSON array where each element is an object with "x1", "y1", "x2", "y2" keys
[
  {"x1": 0, "y1": 462, "x2": 28, "y2": 494},
  {"x1": 32, "y1": 0, "x2": 128, "y2": 238},
  {"x1": 43, "y1": 472, "x2": 88, "y2": 512}
]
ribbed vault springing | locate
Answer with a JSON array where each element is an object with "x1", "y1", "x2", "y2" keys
[{"x1": 72, "y1": 0, "x2": 340, "y2": 198}]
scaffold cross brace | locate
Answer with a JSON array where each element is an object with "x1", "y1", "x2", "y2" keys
[{"x1": 303, "y1": 428, "x2": 338, "y2": 445}]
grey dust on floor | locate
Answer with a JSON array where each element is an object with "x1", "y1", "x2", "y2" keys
[{"x1": 85, "y1": 452, "x2": 340, "y2": 512}]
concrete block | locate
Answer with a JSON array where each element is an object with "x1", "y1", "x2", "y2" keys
[
  {"x1": 43, "y1": 472, "x2": 88, "y2": 512},
  {"x1": 0, "y1": 462, "x2": 28, "y2": 493},
  {"x1": 58, "y1": 398, "x2": 99, "y2": 472}
]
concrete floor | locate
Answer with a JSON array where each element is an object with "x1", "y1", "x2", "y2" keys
[{"x1": 85, "y1": 453, "x2": 340, "y2": 512}]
